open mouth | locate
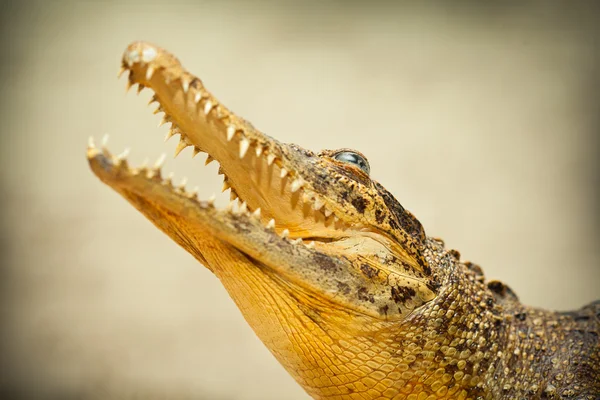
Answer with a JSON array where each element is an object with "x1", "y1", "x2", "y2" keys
[
  {"x1": 88, "y1": 42, "x2": 356, "y2": 250},
  {"x1": 88, "y1": 42, "x2": 435, "y2": 321}
]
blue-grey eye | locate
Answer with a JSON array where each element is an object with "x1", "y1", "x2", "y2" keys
[{"x1": 333, "y1": 151, "x2": 370, "y2": 175}]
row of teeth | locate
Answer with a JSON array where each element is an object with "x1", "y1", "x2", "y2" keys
[
  {"x1": 116, "y1": 46, "x2": 345, "y2": 234},
  {"x1": 89, "y1": 134, "x2": 317, "y2": 250}
]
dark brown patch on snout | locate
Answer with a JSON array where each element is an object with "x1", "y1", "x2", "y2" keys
[
  {"x1": 357, "y1": 287, "x2": 375, "y2": 303},
  {"x1": 313, "y1": 252, "x2": 340, "y2": 274},
  {"x1": 390, "y1": 286, "x2": 416, "y2": 304},
  {"x1": 360, "y1": 263, "x2": 379, "y2": 279},
  {"x1": 351, "y1": 197, "x2": 367, "y2": 214}
]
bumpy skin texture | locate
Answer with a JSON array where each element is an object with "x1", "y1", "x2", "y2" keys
[{"x1": 88, "y1": 42, "x2": 599, "y2": 400}]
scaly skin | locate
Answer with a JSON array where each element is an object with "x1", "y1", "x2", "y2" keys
[{"x1": 87, "y1": 42, "x2": 599, "y2": 400}]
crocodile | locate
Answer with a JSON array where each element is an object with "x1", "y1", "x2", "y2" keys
[{"x1": 87, "y1": 42, "x2": 600, "y2": 400}]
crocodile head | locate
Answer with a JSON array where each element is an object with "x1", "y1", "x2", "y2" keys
[{"x1": 88, "y1": 42, "x2": 440, "y2": 398}]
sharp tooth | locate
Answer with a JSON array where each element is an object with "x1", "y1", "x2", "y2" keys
[
  {"x1": 101, "y1": 134, "x2": 109, "y2": 148},
  {"x1": 118, "y1": 67, "x2": 127, "y2": 78},
  {"x1": 333, "y1": 215, "x2": 339, "y2": 223},
  {"x1": 145, "y1": 66, "x2": 155, "y2": 80},
  {"x1": 239, "y1": 202, "x2": 248, "y2": 213},
  {"x1": 148, "y1": 94, "x2": 158, "y2": 105},
  {"x1": 126, "y1": 81, "x2": 135, "y2": 92},
  {"x1": 153, "y1": 105, "x2": 163, "y2": 115},
  {"x1": 302, "y1": 193, "x2": 311, "y2": 203},
  {"x1": 226, "y1": 201, "x2": 234, "y2": 212},
  {"x1": 227, "y1": 125, "x2": 236, "y2": 141},
  {"x1": 174, "y1": 140, "x2": 190, "y2": 157},
  {"x1": 208, "y1": 194, "x2": 216, "y2": 205},
  {"x1": 267, "y1": 219, "x2": 275, "y2": 229},
  {"x1": 222, "y1": 181, "x2": 230, "y2": 192},
  {"x1": 205, "y1": 155, "x2": 215, "y2": 165},
  {"x1": 218, "y1": 166, "x2": 224, "y2": 175},
  {"x1": 203, "y1": 100, "x2": 213, "y2": 115},
  {"x1": 252, "y1": 208, "x2": 261, "y2": 218},
  {"x1": 136, "y1": 84, "x2": 145, "y2": 94},
  {"x1": 191, "y1": 186, "x2": 199, "y2": 196},
  {"x1": 292, "y1": 238, "x2": 302, "y2": 245},
  {"x1": 279, "y1": 168, "x2": 288, "y2": 178},
  {"x1": 165, "y1": 129, "x2": 177, "y2": 142},
  {"x1": 181, "y1": 78, "x2": 189, "y2": 93},
  {"x1": 255, "y1": 146, "x2": 263, "y2": 157},
  {"x1": 88, "y1": 136, "x2": 95, "y2": 148},
  {"x1": 267, "y1": 153, "x2": 276, "y2": 166},
  {"x1": 239, "y1": 138, "x2": 250, "y2": 159},
  {"x1": 290, "y1": 178, "x2": 303, "y2": 193},
  {"x1": 158, "y1": 116, "x2": 169, "y2": 127},
  {"x1": 230, "y1": 191, "x2": 238, "y2": 201},
  {"x1": 179, "y1": 177, "x2": 188, "y2": 188},
  {"x1": 194, "y1": 92, "x2": 202, "y2": 103},
  {"x1": 154, "y1": 153, "x2": 166, "y2": 169},
  {"x1": 324, "y1": 208, "x2": 333, "y2": 217},
  {"x1": 193, "y1": 147, "x2": 202, "y2": 158},
  {"x1": 117, "y1": 147, "x2": 130, "y2": 160},
  {"x1": 281, "y1": 229, "x2": 290, "y2": 238},
  {"x1": 313, "y1": 198, "x2": 324, "y2": 211},
  {"x1": 306, "y1": 241, "x2": 315, "y2": 249}
]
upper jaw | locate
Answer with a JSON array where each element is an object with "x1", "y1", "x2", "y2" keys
[{"x1": 121, "y1": 41, "x2": 353, "y2": 241}]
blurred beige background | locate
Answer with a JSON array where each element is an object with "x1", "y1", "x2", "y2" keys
[{"x1": 1, "y1": 1, "x2": 598, "y2": 399}]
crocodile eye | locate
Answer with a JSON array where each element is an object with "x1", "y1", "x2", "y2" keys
[{"x1": 333, "y1": 151, "x2": 370, "y2": 175}]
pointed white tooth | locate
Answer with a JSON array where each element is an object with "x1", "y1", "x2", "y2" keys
[
  {"x1": 281, "y1": 229, "x2": 290, "y2": 238},
  {"x1": 302, "y1": 193, "x2": 311, "y2": 203},
  {"x1": 181, "y1": 78, "x2": 189, "y2": 93},
  {"x1": 154, "y1": 153, "x2": 166, "y2": 169},
  {"x1": 227, "y1": 125, "x2": 236, "y2": 141},
  {"x1": 179, "y1": 177, "x2": 188, "y2": 187},
  {"x1": 203, "y1": 100, "x2": 213, "y2": 115},
  {"x1": 333, "y1": 215, "x2": 339, "y2": 222},
  {"x1": 230, "y1": 191, "x2": 238, "y2": 201},
  {"x1": 279, "y1": 168, "x2": 288, "y2": 179},
  {"x1": 208, "y1": 194, "x2": 216, "y2": 205},
  {"x1": 226, "y1": 201, "x2": 234, "y2": 212},
  {"x1": 267, "y1": 219, "x2": 275, "y2": 229},
  {"x1": 205, "y1": 155, "x2": 214, "y2": 165},
  {"x1": 239, "y1": 138, "x2": 250, "y2": 159},
  {"x1": 306, "y1": 241, "x2": 315, "y2": 249},
  {"x1": 290, "y1": 178, "x2": 303, "y2": 193},
  {"x1": 193, "y1": 147, "x2": 202, "y2": 158},
  {"x1": 117, "y1": 147, "x2": 130, "y2": 160},
  {"x1": 324, "y1": 208, "x2": 333, "y2": 217},
  {"x1": 158, "y1": 116, "x2": 169, "y2": 127},
  {"x1": 255, "y1": 146, "x2": 263, "y2": 157},
  {"x1": 222, "y1": 181, "x2": 230, "y2": 192},
  {"x1": 313, "y1": 198, "x2": 324, "y2": 211},
  {"x1": 239, "y1": 202, "x2": 248, "y2": 213},
  {"x1": 267, "y1": 153, "x2": 276, "y2": 166},
  {"x1": 118, "y1": 67, "x2": 127, "y2": 78},
  {"x1": 88, "y1": 136, "x2": 95, "y2": 148},
  {"x1": 164, "y1": 129, "x2": 176, "y2": 142},
  {"x1": 136, "y1": 84, "x2": 145, "y2": 94},
  {"x1": 101, "y1": 134, "x2": 109, "y2": 148},
  {"x1": 174, "y1": 140, "x2": 190, "y2": 157},
  {"x1": 145, "y1": 66, "x2": 155, "y2": 80},
  {"x1": 292, "y1": 238, "x2": 302, "y2": 245},
  {"x1": 252, "y1": 208, "x2": 261, "y2": 218},
  {"x1": 194, "y1": 92, "x2": 202, "y2": 103}
]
